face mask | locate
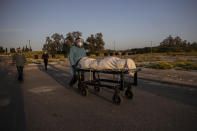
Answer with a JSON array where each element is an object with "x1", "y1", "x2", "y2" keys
[{"x1": 77, "y1": 42, "x2": 83, "y2": 47}]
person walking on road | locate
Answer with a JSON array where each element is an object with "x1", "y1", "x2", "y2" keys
[
  {"x1": 13, "y1": 48, "x2": 26, "y2": 81},
  {"x1": 69, "y1": 37, "x2": 86, "y2": 88},
  {"x1": 42, "y1": 52, "x2": 49, "y2": 70}
]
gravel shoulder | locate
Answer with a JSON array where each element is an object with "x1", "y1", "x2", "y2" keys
[{"x1": 139, "y1": 68, "x2": 197, "y2": 88}]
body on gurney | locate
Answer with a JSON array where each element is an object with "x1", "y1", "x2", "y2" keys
[
  {"x1": 75, "y1": 56, "x2": 139, "y2": 105},
  {"x1": 77, "y1": 56, "x2": 136, "y2": 76}
]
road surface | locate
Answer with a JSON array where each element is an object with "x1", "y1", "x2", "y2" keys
[{"x1": 0, "y1": 56, "x2": 197, "y2": 131}]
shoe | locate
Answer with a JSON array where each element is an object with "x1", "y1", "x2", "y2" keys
[{"x1": 69, "y1": 75, "x2": 78, "y2": 88}]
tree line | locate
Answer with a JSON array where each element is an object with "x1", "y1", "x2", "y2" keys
[
  {"x1": 0, "y1": 45, "x2": 32, "y2": 54},
  {"x1": 127, "y1": 35, "x2": 197, "y2": 54},
  {"x1": 158, "y1": 35, "x2": 197, "y2": 52},
  {"x1": 42, "y1": 31, "x2": 105, "y2": 56}
]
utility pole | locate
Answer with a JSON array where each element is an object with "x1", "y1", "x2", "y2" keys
[
  {"x1": 114, "y1": 41, "x2": 115, "y2": 51},
  {"x1": 151, "y1": 41, "x2": 153, "y2": 56},
  {"x1": 150, "y1": 41, "x2": 153, "y2": 62},
  {"x1": 29, "y1": 40, "x2": 30, "y2": 48}
]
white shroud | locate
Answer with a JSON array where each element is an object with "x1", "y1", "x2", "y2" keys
[{"x1": 77, "y1": 56, "x2": 136, "y2": 76}]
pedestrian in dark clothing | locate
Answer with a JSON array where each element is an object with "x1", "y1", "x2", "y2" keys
[
  {"x1": 42, "y1": 52, "x2": 49, "y2": 70},
  {"x1": 13, "y1": 48, "x2": 26, "y2": 81}
]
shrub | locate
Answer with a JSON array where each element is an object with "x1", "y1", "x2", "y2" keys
[
  {"x1": 26, "y1": 58, "x2": 34, "y2": 63},
  {"x1": 151, "y1": 61, "x2": 173, "y2": 69},
  {"x1": 48, "y1": 59, "x2": 59, "y2": 62},
  {"x1": 59, "y1": 57, "x2": 67, "y2": 61},
  {"x1": 174, "y1": 61, "x2": 197, "y2": 70}
]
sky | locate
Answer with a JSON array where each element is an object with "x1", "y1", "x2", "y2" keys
[{"x1": 0, "y1": 0, "x2": 197, "y2": 51}]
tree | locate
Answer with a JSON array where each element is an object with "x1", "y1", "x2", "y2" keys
[
  {"x1": 43, "y1": 36, "x2": 57, "y2": 55},
  {"x1": 71, "y1": 31, "x2": 82, "y2": 41},
  {"x1": 62, "y1": 31, "x2": 82, "y2": 55},
  {"x1": 25, "y1": 45, "x2": 29, "y2": 52},
  {"x1": 0, "y1": 46, "x2": 5, "y2": 53},
  {"x1": 29, "y1": 46, "x2": 32, "y2": 52},
  {"x1": 191, "y1": 42, "x2": 197, "y2": 50},
  {"x1": 5, "y1": 48, "x2": 8, "y2": 54},
  {"x1": 86, "y1": 34, "x2": 96, "y2": 53},
  {"x1": 65, "y1": 31, "x2": 82, "y2": 45},
  {"x1": 22, "y1": 46, "x2": 25, "y2": 52},
  {"x1": 10, "y1": 48, "x2": 16, "y2": 53},
  {"x1": 65, "y1": 32, "x2": 74, "y2": 44},
  {"x1": 95, "y1": 33, "x2": 105, "y2": 50},
  {"x1": 51, "y1": 33, "x2": 64, "y2": 53},
  {"x1": 86, "y1": 33, "x2": 105, "y2": 53},
  {"x1": 62, "y1": 40, "x2": 72, "y2": 57}
]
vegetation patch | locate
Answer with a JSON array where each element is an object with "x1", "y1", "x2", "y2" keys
[
  {"x1": 48, "y1": 59, "x2": 59, "y2": 62},
  {"x1": 59, "y1": 57, "x2": 67, "y2": 61},
  {"x1": 174, "y1": 61, "x2": 197, "y2": 70},
  {"x1": 151, "y1": 61, "x2": 174, "y2": 69}
]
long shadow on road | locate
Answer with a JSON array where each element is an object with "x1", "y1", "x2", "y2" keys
[
  {"x1": 37, "y1": 64, "x2": 197, "y2": 106},
  {"x1": 37, "y1": 64, "x2": 112, "y2": 104},
  {"x1": 0, "y1": 65, "x2": 26, "y2": 131}
]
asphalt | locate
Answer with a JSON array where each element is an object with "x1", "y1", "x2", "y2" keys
[{"x1": 0, "y1": 56, "x2": 197, "y2": 131}]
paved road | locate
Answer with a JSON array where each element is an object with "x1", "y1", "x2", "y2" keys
[
  {"x1": 0, "y1": 56, "x2": 197, "y2": 131},
  {"x1": 0, "y1": 56, "x2": 25, "y2": 131}
]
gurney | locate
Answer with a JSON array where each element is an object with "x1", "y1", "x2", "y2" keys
[{"x1": 75, "y1": 58, "x2": 142, "y2": 105}]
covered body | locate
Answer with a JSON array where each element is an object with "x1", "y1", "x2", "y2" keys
[{"x1": 77, "y1": 56, "x2": 136, "y2": 76}]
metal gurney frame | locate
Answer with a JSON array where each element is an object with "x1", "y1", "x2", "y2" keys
[{"x1": 75, "y1": 67, "x2": 141, "y2": 105}]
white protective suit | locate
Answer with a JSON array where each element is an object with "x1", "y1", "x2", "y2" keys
[{"x1": 77, "y1": 56, "x2": 136, "y2": 76}]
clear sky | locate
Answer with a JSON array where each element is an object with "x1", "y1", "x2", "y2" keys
[{"x1": 0, "y1": 0, "x2": 197, "y2": 51}]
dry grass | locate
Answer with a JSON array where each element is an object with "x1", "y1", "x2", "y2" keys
[{"x1": 150, "y1": 61, "x2": 174, "y2": 69}]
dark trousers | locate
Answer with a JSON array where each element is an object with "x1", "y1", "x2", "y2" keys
[
  {"x1": 44, "y1": 61, "x2": 48, "y2": 70},
  {"x1": 17, "y1": 66, "x2": 23, "y2": 81},
  {"x1": 69, "y1": 72, "x2": 84, "y2": 87}
]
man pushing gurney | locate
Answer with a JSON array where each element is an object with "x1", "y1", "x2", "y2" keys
[
  {"x1": 69, "y1": 38, "x2": 137, "y2": 88},
  {"x1": 69, "y1": 38, "x2": 86, "y2": 88}
]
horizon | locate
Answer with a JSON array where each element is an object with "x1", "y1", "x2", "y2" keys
[{"x1": 0, "y1": 0, "x2": 197, "y2": 51}]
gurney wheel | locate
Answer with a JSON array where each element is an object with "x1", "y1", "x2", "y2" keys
[
  {"x1": 78, "y1": 83, "x2": 82, "y2": 91},
  {"x1": 125, "y1": 90, "x2": 133, "y2": 99},
  {"x1": 94, "y1": 86, "x2": 101, "y2": 93},
  {"x1": 78, "y1": 82, "x2": 86, "y2": 91},
  {"x1": 81, "y1": 88, "x2": 88, "y2": 96},
  {"x1": 112, "y1": 94, "x2": 123, "y2": 105}
]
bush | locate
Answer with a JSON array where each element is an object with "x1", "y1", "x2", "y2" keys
[
  {"x1": 174, "y1": 61, "x2": 197, "y2": 70},
  {"x1": 26, "y1": 58, "x2": 34, "y2": 63},
  {"x1": 151, "y1": 61, "x2": 173, "y2": 69},
  {"x1": 48, "y1": 59, "x2": 59, "y2": 62},
  {"x1": 59, "y1": 57, "x2": 67, "y2": 61}
]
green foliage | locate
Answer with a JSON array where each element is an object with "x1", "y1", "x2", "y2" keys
[
  {"x1": 0, "y1": 46, "x2": 5, "y2": 53},
  {"x1": 151, "y1": 61, "x2": 174, "y2": 69},
  {"x1": 85, "y1": 33, "x2": 105, "y2": 53},
  {"x1": 126, "y1": 35, "x2": 197, "y2": 54},
  {"x1": 59, "y1": 57, "x2": 68, "y2": 61},
  {"x1": 42, "y1": 31, "x2": 105, "y2": 56},
  {"x1": 42, "y1": 31, "x2": 82, "y2": 56},
  {"x1": 159, "y1": 35, "x2": 197, "y2": 52},
  {"x1": 174, "y1": 61, "x2": 197, "y2": 70},
  {"x1": 10, "y1": 48, "x2": 16, "y2": 53}
]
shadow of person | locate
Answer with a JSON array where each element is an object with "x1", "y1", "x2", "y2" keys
[
  {"x1": 0, "y1": 64, "x2": 26, "y2": 131},
  {"x1": 37, "y1": 64, "x2": 71, "y2": 88},
  {"x1": 37, "y1": 64, "x2": 113, "y2": 104}
]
